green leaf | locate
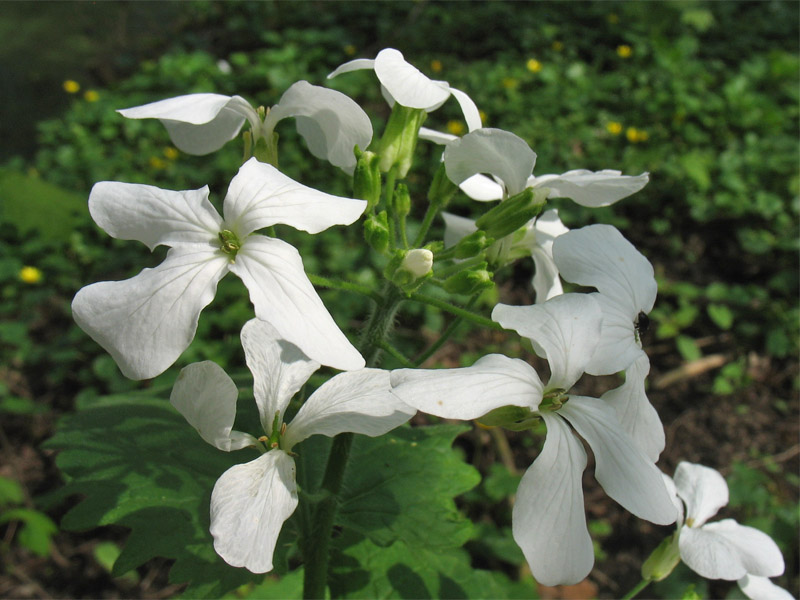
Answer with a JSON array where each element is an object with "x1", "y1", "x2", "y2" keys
[
  {"x1": 676, "y1": 335, "x2": 702, "y2": 361},
  {"x1": 0, "y1": 508, "x2": 57, "y2": 556},
  {"x1": 0, "y1": 475, "x2": 24, "y2": 506},
  {"x1": 336, "y1": 424, "x2": 480, "y2": 549},
  {"x1": 0, "y1": 168, "x2": 87, "y2": 242},
  {"x1": 43, "y1": 395, "x2": 261, "y2": 598},
  {"x1": 707, "y1": 303, "x2": 734, "y2": 330},
  {"x1": 329, "y1": 531, "x2": 537, "y2": 599}
]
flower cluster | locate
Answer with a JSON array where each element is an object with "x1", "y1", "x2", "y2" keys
[{"x1": 70, "y1": 47, "x2": 792, "y2": 597}]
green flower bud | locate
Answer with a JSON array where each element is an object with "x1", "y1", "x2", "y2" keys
[
  {"x1": 384, "y1": 248, "x2": 433, "y2": 294},
  {"x1": 444, "y1": 264, "x2": 494, "y2": 295},
  {"x1": 475, "y1": 186, "x2": 547, "y2": 240},
  {"x1": 427, "y1": 161, "x2": 458, "y2": 209},
  {"x1": 453, "y1": 230, "x2": 495, "y2": 259},
  {"x1": 353, "y1": 147, "x2": 382, "y2": 211},
  {"x1": 393, "y1": 183, "x2": 411, "y2": 218},
  {"x1": 377, "y1": 104, "x2": 427, "y2": 177},
  {"x1": 364, "y1": 211, "x2": 391, "y2": 254},
  {"x1": 641, "y1": 533, "x2": 681, "y2": 582}
]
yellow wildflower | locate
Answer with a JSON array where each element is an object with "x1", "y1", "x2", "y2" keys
[
  {"x1": 19, "y1": 266, "x2": 43, "y2": 284},
  {"x1": 163, "y1": 146, "x2": 179, "y2": 160},
  {"x1": 502, "y1": 77, "x2": 519, "y2": 90},
  {"x1": 83, "y1": 90, "x2": 99, "y2": 102},
  {"x1": 343, "y1": 44, "x2": 357, "y2": 56},
  {"x1": 149, "y1": 156, "x2": 167, "y2": 169},
  {"x1": 430, "y1": 59, "x2": 443, "y2": 73},
  {"x1": 479, "y1": 110, "x2": 487, "y2": 125},
  {"x1": 626, "y1": 127, "x2": 649, "y2": 143},
  {"x1": 526, "y1": 58, "x2": 542, "y2": 73},
  {"x1": 607, "y1": 13, "x2": 619, "y2": 24},
  {"x1": 552, "y1": 41, "x2": 564, "y2": 52},
  {"x1": 446, "y1": 120, "x2": 465, "y2": 136},
  {"x1": 617, "y1": 45, "x2": 632, "y2": 58},
  {"x1": 63, "y1": 80, "x2": 80, "y2": 94},
  {"x1": 606, "y1": 121, "x2": 623, "y2": 136}
]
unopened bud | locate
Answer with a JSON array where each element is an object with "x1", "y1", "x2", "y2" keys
[
  {"x1": 444, "y1": 265, "x2": 494, "y2": 295},
  {"x1": 393, "y1": 183, "x2": 411, "y2": 217},
  {"x1": 400, "y1": 248, "x2": 433, "y2": 278},
  {"x1": 353, "y1": 147, "x2": 382, "y2": 210},
  {"x1": 475, "y1": 187, "x2": 547, "y2": 240},
  {"x1": 384, "y1": 248, "x2": 434, "y2": 294},
  {"x1": 453, "y1": 230, "x2": 494, "y2": 259},
  {"x1": 364, "y1": 211, "x2": 391, "y2": 254}
]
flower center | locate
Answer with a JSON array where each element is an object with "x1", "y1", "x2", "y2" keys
[
  {"x1": 218, "y1": 229, "x2": 241, "y2": 261},
  {"x1": 540, "y1": 388, "x2": 568, "y2": 412}
]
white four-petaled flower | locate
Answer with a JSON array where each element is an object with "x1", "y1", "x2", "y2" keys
[
  {"x1": 72, "y1": 157, "x2": 367, "y2": 379},
  {"x1": 391, "y1": 293, "x2": 676, "y2": 585},
  {"x1": 170, "y1": 319, "x2": 415, "y2": 573},
  {"x1": 664, "y1": 462, "x2": 790, "y2": 599},
  {"x1": 118, "y1": 80, "x2": 372, "y2": 172}
]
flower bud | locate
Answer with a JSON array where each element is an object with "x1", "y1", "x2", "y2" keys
[
  {"x1": 400, "y1": 248, "x2": 433, "y2": 279},
  {"x1": 353, "y1": 147, "x2": 382, "y2": 210},
  {"x1": 393, "y1": 183, "x2": 411, "y2": 218},
  {"x1": 444, "y1": 264, "x2": 494, "y2": 296},
  {"x1": 475, "y1": 187, "x2": 547, "y2": 240},
  {"x1": 364, "y1": 211, "x2": 391, "y2": 254},
  {"x1": 384, "y1": 248, "x2": 433, "y2": 294},
  {"x1": 452, "y1": 230, "x2": 495, "y2": 259}
]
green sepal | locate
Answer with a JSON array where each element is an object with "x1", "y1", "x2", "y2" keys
[
  {"x1": 364, "y1": 210, "x2": 391, "y2": 254},
  {"x1": 475, "y1": 186, "x2": 547, "y2": 240},
  {"x1": 444, "y1": 263, "x2": 494, "y2": 295},
  {"x1": 393, "y1": 182, "x2": 411, "y2": 217},
  {"x1": 353, "y1": 146, "x2": 382, "y2": 211},
  {"x1": 641, "y1": 532, "x2": 681, "y2": 582},
  {"x1": 427, "y1": 161, "x2": 459, "y2": 209},
  {"x1": 453, "y1": 230, "x2": 495, "y2": 259},
  {"x1": 477, "y1": 405, "x2": 540, "y2": 431},
  {"x1": 377, "y1": 104, "x2": 427, "y2": 177},
  {"x1": 253, "y1": 131, "x2": 280, "y2": 167}
]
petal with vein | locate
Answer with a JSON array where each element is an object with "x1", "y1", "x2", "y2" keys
[
  {"x1": 680, "y1": 519, "x2": 785, "y2": 580},
  {"x1": 71, "y1": 246, "x2": 229, "y2": 380},
  {"x1": 240, "y1": 318, "x2": 320, "y2": 430},
  {"x1": 513, "y1": 412, "x2": 593, "y2": 586},
  {"x1": 492, "y1": 294, "x2": 602, "y2": 390},
  {"x1": 88, "y1": 182, "x2": 222, "y2": 251},
  {"x1": 673, "y1": 462, "x2": 729, "y2": 527},
  {"x1": 559, "y1": 396, "x2": 677, "y2": 525},
  {"x1": 170, "y1": 361, "x2": 257, "y2": 451},
  {"x1": 443, "y1": 128, "x2": 536, "y2": 197},
  {"x1": 530, "y1": 169, "x2": 649, "y2": 207},
  {"x1": 600, "y1": 354, "x2": 664, "y2": 461},
  {"x1": 230, "y1": 235, "x2": 364, "y2": 371},
  {"x1": 222, "y1": 158, "x2": 366, "y2": 237},
  {"x1": 267, "y1": 81, "x2": 373, "y2": 172},
  {"x1": 390, "y1": 354, "x2": 543, "y2": 420},
  {"x1": 285, "y1": 369, "x2": 414, "y2": 448},
  {"x1": 584, "y1": 292, "x2": 645, "y2": 375},
  {"x1": 210, "y1": 450, "x2": 298, "y2": 573}
]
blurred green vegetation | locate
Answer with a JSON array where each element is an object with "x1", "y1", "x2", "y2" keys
[{"x1": 0, "y1": 1, "x2": 797, "y2": 597}]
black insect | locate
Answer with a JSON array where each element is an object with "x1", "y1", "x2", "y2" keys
[{"x1": 634, "y1": 311, "x2": 650, "y2": 337}]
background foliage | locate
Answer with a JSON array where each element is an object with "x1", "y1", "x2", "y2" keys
[{"x1": 0, "y1": 2, "x2": 797, "y2": 598}]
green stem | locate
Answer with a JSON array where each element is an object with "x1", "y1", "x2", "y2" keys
[
  {"x1": 408, "y1": 291, "x2": 503, "y2": 331},
  {"x1": 621, "y1": 578, "x2": 652, "y2": 600},
  {"x1": 413, "y1": 201, "x2": 438, "y2": 248},
  {"x1": 307, "y1": 273, "x2": 381, "y2": 302},
  {"x1": 302, "y1": 284, "x2": 403, "y2": 599},
  {"x1": 378, "y1": 339, "x2": 415, "y2": 368},
  {"x1": 413, "y1": 295, "x2": 477, "y2": 366},
  {"x1": 384, "y1": 167, "x2": 397, "y2": 248}
]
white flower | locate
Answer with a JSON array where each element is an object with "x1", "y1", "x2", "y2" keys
[
  {"x1": 170, "y1": 319, "x2": 415, "y2": 573},
  {"x1": 391, "y1": 293, "x2": 676, "y2": 585},
  {"x1": 72, "y1": 158, "x2": 367, "y2": 380},
  {"x1": 553, "y1": 223, "x2": 657, "y2": 375},
  {"x1": 400, "y1": 248, "x2": 433, "y2": 278},
  {"x1": 665, "y1": 462, "x2": 787, "y2": 587},
  {"x1": 429, "y1": 127, "x2": 648, "y2": 206},
  {"x1": 441, "y1": 208, "x2": 569, "y2": 303},
  {"x1": 118, "y1": 80, "x2": 372, "y2": 172},
  {"x1": 328, "y1": 48, "x2": 481, "y2": 131}
]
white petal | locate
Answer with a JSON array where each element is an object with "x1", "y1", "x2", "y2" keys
[
  {"x1": 373, "y1": 48, "x2": 451, "y2": 110},
  {"x1": 210, "y1": 450, "x2": 298, "y2": 573},
  {"x1": 240, "y1": 319, "x2": 320, "y2": 431},
  {"x1": 680, "y1": 520, "x2": 785, "y2": 580},
  {"x1": 327, "y1": 57, "x2": 376, "y2": 79},
  {"x1": 449, "y1": 87, "x2": 482, "y2": 131},
  {"x1": 88, "y1": 182, "x2": 222, "y2": 251},
  {"x1": 530, "y1": 169, "x2": 649, "y2": 207},
  {"x1": 170, "y1": 361, "x2": 257, "y2": 451},
  {"x1": 532, "y1": 209, "x2": 570, "y2": 253},
  {"x1": 441, "y1": 212, "x2": 477, "y2": 248},
  {"x1": 600, "y1": 354, "x2": 664, "y2": 461},
  {"x1": 284, "y1": 369, "x2": 414, "y2": 448},
  {"x1": 559, "y1": 396, "x2": 677, "y2": 525},
  {"x1": 118, "y1": 94, "x2": 255, "y2": 155},
  {"x1": 553, "y1": 224, "x2": 657, "y2": 315},
  {"x1": 662, "y1": 472, "x2": 686, "y2": 527},
  {"x1": 673, "y1": 462, "x2": 729, "y2": 527},
  {"x1": 459, "y1": 173, "x2": 505, "y2": 202},
  {"x1": 266, "y1": 81, "x2": 373, "y2": 172},
  {"x1": 443, "y1": 128, "x2": 536, "y2": 196},
  {"x1": 222, "y1": 158, "x2": 366, "y2": 237},
  {"x1": 531, "y1": 246, "x2": 564, "y2": 303},
  {"x1": 390, "y1": 354, "x2": 543, "y2": 420},
  {"x1": 513, "y1": 412, "x2": 593, "y2": 586},
  {"x1": 739, "y1": 575, "x2": 796, "y2": 600},
  {"x1": 230, "y1": 235, "x2": 364, "y2": 371},
  {"x1": 492, "y1": 294, "x2": 602, "y2": 390},
  {"x1": 584, "y1": 292, "x2": 645, "y2": 375},
  {"x1": 72, "y1": 246, "x2": 229, "y2": 380},
  {"x1": 418, "y1": 127, "x2": 458, "y2": 145}
]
